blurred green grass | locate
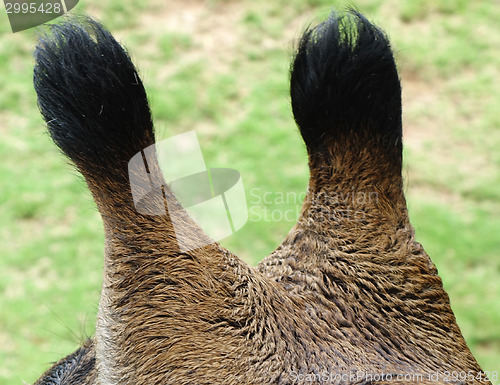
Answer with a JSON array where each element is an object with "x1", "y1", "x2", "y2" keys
[{"x1": 0, "y1": 0, "x2": 499, "y2": 384}]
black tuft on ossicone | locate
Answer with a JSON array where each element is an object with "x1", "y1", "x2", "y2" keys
[
  {"x1": 290, "y1": 10, "x2": 402, "y2": 152},
  {"x1": 33, "y1": 15, "x2": 154, "y2": 177}
]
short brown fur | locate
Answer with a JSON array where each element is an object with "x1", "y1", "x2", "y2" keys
[{"x1": 32, "y1": 10, "x2": 490, "y2": 385}]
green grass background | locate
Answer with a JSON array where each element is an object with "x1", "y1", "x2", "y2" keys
[{"x1": 0, "y1": 0, "x2": 499, "y2": 383}]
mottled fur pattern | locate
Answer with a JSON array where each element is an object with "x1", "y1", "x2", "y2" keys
[{"x1": 32, "y1": 10, "x2": 489, "y2": 385}]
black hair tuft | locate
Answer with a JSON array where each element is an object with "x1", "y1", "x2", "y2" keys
[
  {"x1": 290, "y1": 10, "x2": 402, "y2": 151},
  {"x1": 33, "y1": 15, "x2": 154, "y2": 176}
]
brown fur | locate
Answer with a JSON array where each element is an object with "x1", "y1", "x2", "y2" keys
[{"x1": 32, "y1": 11, "x2": 490, "y2": 385}]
